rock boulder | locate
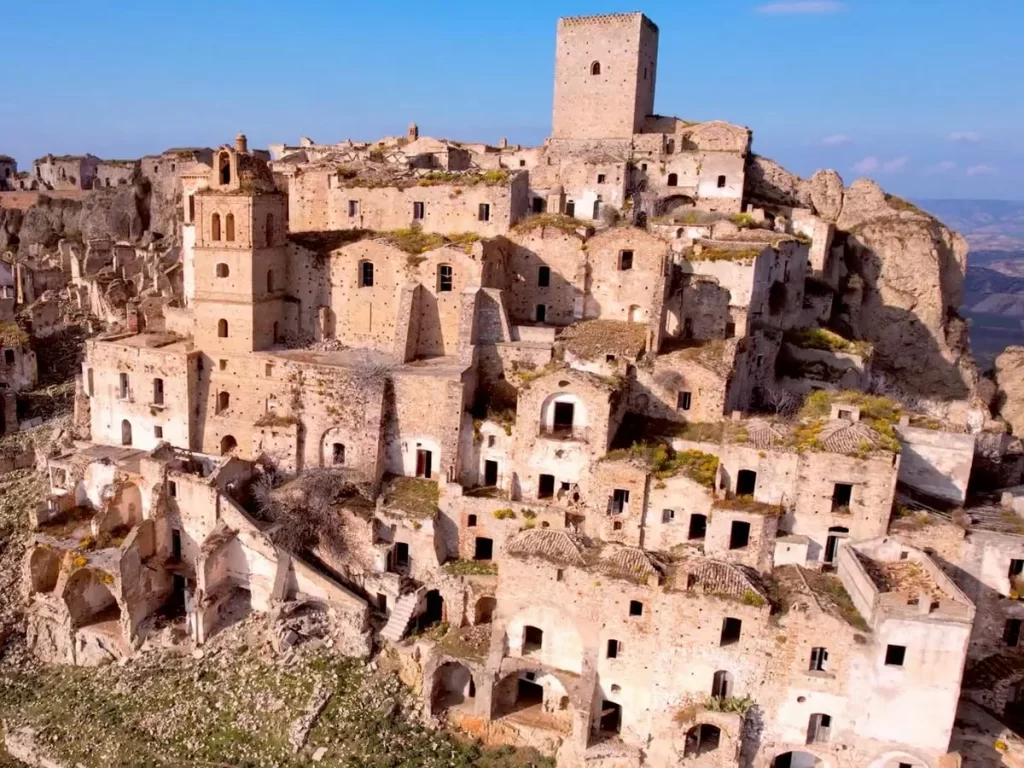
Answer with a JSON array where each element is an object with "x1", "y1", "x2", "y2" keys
[
  {"x1": 995, "y1": 347, "x2": 1024, "y2": 435},
  {"x1": 808, "y1": 168, "x2": 844, "y2": 223}
]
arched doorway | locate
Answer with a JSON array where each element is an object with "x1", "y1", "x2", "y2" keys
[
  {"x1": 494, "y1": 670, "x2": 572, "y2": 733},
  {"x1": 475, "y1": 596, "x2": 496, "y2": 625},
  {"x1": 431, "y1": 661, "x2": 476, "y2": 714},
  {"x1": 64, "y1": 569, "x2": 121, "y2": 629},
  {"x1": 419, "y1": 589, "x2": 444, "y2": 630},
  {"x1": 220, "y1": 435, "x2": 237, "y2": 455},
  {"x1": 121, "y1": 419, "x2": 133, "y2": 446},
  {"x1": 684, "y1": 724, "x2": 721, "y2": 756},
  {"x1": 773, "y1": 751, "x2": 824, "y2": 768}
]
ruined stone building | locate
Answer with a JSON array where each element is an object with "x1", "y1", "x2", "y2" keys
[{"x1": 13, "y1": 10, "x2": 1024, "y2": 768}]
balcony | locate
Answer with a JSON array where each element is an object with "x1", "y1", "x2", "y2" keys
[{"x1": 538, "y1": 424, "x2": 589, "y2": 443}]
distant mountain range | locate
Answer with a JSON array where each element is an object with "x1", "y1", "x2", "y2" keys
[{"x1": 916, "y1": 200, "x2": 1024, "y2": 369}]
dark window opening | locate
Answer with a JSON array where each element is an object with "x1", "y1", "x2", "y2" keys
[
  {"x1": 1009, "y1": 559, "x2": 1024, "y2": 579},
  {"x1": 667, "y1": 173, "x2": 678, "y2": 187},
  {"x1": 168, "y1": 481, "x2": 177, "y2": 499},
  {"x1": 531, "y1": 196, "x2": 545, "y2": 213},
  {"x1": 484, "y1": 460, "x2": 498, "y2": 486},
  {"x1": 590, "y1": 61, "x2": 601, "y2": 76},
  {"x1": 520, "y1": 159, "x2": 527, "y2": 168},
  {"x1": 711, "y1": 671, "x2": 732, "y2": 699},
  {"x1": 717, "y1": 175, "x2": 727, "y2": 189},
  {"x1": 662, "y1": 509, "x2": 675, "y2": 524},
  {"x1": 725, "y1": 321, "x2": 736, "y2": 338},
  {"x1": 154, "y1": 424, "x2": 163, "y2": 438},
  {"x1": 332, "y1": 443, "x2": 345, "y2": 465},
  {"x1": 688, "y1": 514, "x2": 707, "y2": 540},
  {"x1": 599, "y1": 700, "x2": 621, "y2": 734},
  {"x1": 474, "y1": 536, "x2": 494, "y2": 561},
  {"x1": 736, "y1": 470, "x2": 757, "y2": 496},
  {"x1": 809, "y1": 646, "x2": 829, "y2": 672},
  {"x1": 187, "y1": 194, "x2": 195, "y2": 223},
  {"x1": 535, "y1": 304, "x2": 546, "y2": 323},
  {"x1": 225, "y1": 213, "x2": 235, "y2": 242},
  {"x1": 729, "y1": 521, "x2": 751, "y2": 550},
  {"x1": 619, "y1": 250, "x2": 634, "y2": 271},
  {"x1": 218, "y1": 152, "x2": 231, "y2": 185},
  {"x1": 438, "y1": 264, "x2": 453, "y2": 292},
  {"x1": 553, "y1": 401, "x2": 574, "y2": 432},
  {"x1": 832, "y1": 483, "x2": 853, "y2": 511},
  {"x1": 1007, "y1": 619, "x2": 1022, "y2": 647},
  {"x1": 885, "y1": 644, "x2": 906, "y2": 667},
  {"x1": 153, "y1": 378, "x2": 164, "y2": 405},
  {"x1": 677, "y1": 391, "x2": 692, "y2": 411},
  {"x1": 119, "y1": 372, "x2": 130, "y2": 399},
  {"x1": 607, "y1": 639, "x2": 620, "y2": 658},
  {"x1": 807, "y1": 713, "x2": 831, "y2": 744},
  {"x1": 611, "y1": 488, "x2": 630, "y2": 515},
  {"x1": 413, "y1": 201, "x2": 425, "y2": 220},
  {"x1": 467, "y1": 514, "x2": 477, "y2": 527},
  {"x1": 121, "y1": 419, "x2": 132, "y2": 446},
  {"x1": 556, "y1": 569, "x2": 564, "y2": 582},
  {"x1": 4, "y1": 349, "x2": 14, "y2": 365},
  {"x1": 538, "y1": 473, "x2": 555, "y2": 499},
  {"x1": 824, "y1": 526, "x2": 849, "y2": 564},
  {"x1": 415, "y1": 449, "x2": 433, "y2": 479},
  {"x1": 523, "y1": 625, "x2": 543, "y2": 654},
  {"x1": 217, "y1": 391, "x2": 230, "y2": 413},
  {"x1": 720, "y1": 617, "x2": 742, "y2": 646},
  {"x1": 597, "y1": 173, "x2": 606, "y2": 183},
  {"x1": 629, "y1": 600, "x2": 643, "y2": 617},
  {"x1": 565, "y1": 200, "x2": 575, "y2": 217},
  {"x1": 218, "y1": 319, "x2": 229, "y2": 338},
  {"x1": 395, "y1": 542, "x2": 410, "y2": 569},
  {"x1": 769, "y1": 281, "x2": 788, "y2": 315},
  {"x1": 538, "y1": 266, "x2": 550, "y2": 287},
  {"x1": 684, "y1": 724, "x2": 721, "y2": 757},
  {"x1": 171, "y1": 529, "x2": 182, "y2": 561},
  {"x1": 348, "y1": 200, "x2": 359, "y2": 217},
  {"x1": 360, "y1": 261, "x2": 374, "y2": 288},
  {"x1": 478, "y1": 203, "x2": 490, "y2": 222}
]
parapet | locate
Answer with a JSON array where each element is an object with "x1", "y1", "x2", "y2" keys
[{"x1": 558, "y1": 11, "x2": 658, "y2": 32}]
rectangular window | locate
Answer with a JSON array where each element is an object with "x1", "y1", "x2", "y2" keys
[
  {"x1": 611, "y1": 488, "x2": 630, "y2": 515},
  {"x1": 1010, "y1": 559, "x2": 1024, "y2": 579},
  {"x1": 556, "y1": 568, "x2": 564, "y2": 582},
  {"x1": 535, "y1": 304, "x2": 546, "y2": 323},
  {"x1": 607, "y1": 639, "x2": 620, "y2": 658},
  {"x1": 725, "y1": 321, "x2": 736, "y2": 338},
  {"x1": 154, "y1": 425, "x2": 163, "y2": 439},
  {"x1": 597, "y1": 173, "x2": 606, "y2": 184},
  {"x1": 662, "y1": 509, "x2": 675, "y2": 523},
  {"x1": 153, "y1": 378, "x2": 164, "y2": 406},
  {"x1": 809, "y1": 646, "x2": 829, "y2": 672},
  {"x1": 168, "y1": 480, "x2": 177, "y2": 498},
  {"x1": 348, "y1": 200, "x2": 359, "y2": 217},
  {"x1": 538, "y1": 473, "x2": 555, "y2": 499},
  {"x1": 467, "y1": 514, "x2": 477, "y2": 527},
  {"x1": 717, "y1": 175, "x2": 727, "y2": 189},
  {"x1": 519, "y1": 159, "x2": 526, "y2": 167},
  {"x1": 729, "y1": 521, "x2": 751, "y2": 550},
  {"x1": 478, "y1": 203, "x2": 490, "y2": 222},
  {"x1": 565, "y1": 200, "x2": 575, "y2": 217},
  {"x1": 619, "y1": 250, "x2": 634, "y2": 271},
  {"x1": 832, "y1": 483, "x2": 853, "y2": 511},
  {"x1": 413, "y1": 201, "x2": 425, "y2": 220},
  {"x1": 629, "y1": 600, "x2": 643, "y2": 617},
  {"x1": 1006, "y1": 619, "x2": 1022, "y2": 647},
  {"x1": 360, "y1": 261, "x2": 374, "y2": 288},
  {"x1": 538, "y1": 266, "x2": 550, "y2": 287},
  {"x1": 677, "y1": 391, "x2": 692, "y2": 411},
  {"x1": 720, "y1": 617, "x2": 742, "y2": 646},
  {"x1": 219, "y1": 359, "x2": 227, "y2": 371},
  {"x1": 438, "y1": 264, "x2": 453, "y2": 292},
  {"x1": 119, "y1": 372, "x2": 130, "y2": 399},
  {"x1": 884, "y1": 644, "x2": 906, "y2": 667}
]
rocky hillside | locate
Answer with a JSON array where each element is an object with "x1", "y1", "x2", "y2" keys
[{"x1": 746, "y1": 156, "x2": 976, "y2": 401}]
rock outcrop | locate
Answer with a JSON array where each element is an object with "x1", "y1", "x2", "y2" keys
[
  {"x1": 836, "y1": 180, "x2": 973, "y2": 399},
  {"x1": 744, "y1": 154, "x2": 812, "y2": 209},
  {"x1": 807, "y1": 169, "x2": 844, "y2": 223},
  {"x1": 995, "y1": 347, "x2": 1024, "y2": 435}
]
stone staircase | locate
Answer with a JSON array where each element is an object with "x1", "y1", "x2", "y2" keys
[{"x1": 380, "y1": 588, "x2": 423, "y2": 643}]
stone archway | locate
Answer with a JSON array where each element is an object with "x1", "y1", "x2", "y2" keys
[
  {"x1": 475, "y1": 596, "x2": 496, "y2": 625},
  {"x1": 772, "y1": 751, "x2": 824, "y2": 768},
  {"x1": 431, "y1": 661, "x2": 476, "y2": 715},
  {"x1": 866, "y1": 752, "x2": 928, "y2": 768},
  {"x1": 63, "y1": 568, "x2": 121, "y2": 629},
  {"x1": 493, "y1": 669, "x2": 573, "y2": 734}
]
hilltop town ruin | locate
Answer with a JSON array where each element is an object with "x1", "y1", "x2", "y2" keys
[{"x1": 4, "y1": 11, "x2": 1024, "y2": 768}]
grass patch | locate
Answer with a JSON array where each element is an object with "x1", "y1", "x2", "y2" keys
[
  {"x1": 417, "y1": 170, "x2": 511, "y2": 186},
  {"x1": 691, "y1": 246, "x2": 761, "y2": 262},
  {"x1": 797, "y1": 389, "x2": 902, "y2": 454},
  {"x1": 383, "y1": 228, "x2": 479, "y2": 256},
  {"x1": 602, "y1": 441, "x2": 719, "y2": 488},
  {"x1": 885, "y1": 194, "x2": 925, "y2": 215},
  {"x1": 443, "y1": 559, "x2": 498, "y2": 577},
  {"x1": 0, "y1": 322, "x2": 29, "y2": 347},
  {"x1": 513, "y1": 214, "x2": 584, "y2": 235},
  {"x1": 803, "y1": 569, "x2": 870, "y2": 632},
  {"x1": 382, "y1": 475, "x2": 439, "y2": 519},
  {"x1": 712, "y1": 494, "x2": 784, "y2": 517},
  {"x1": 784, "y1": 328, "x2": 872, "y2": 359},
  {"x1": 493, "y1": 508, "x2": 516, "y2": 520},
  {"x1": 730, "y1": 213, "x2": 756, "y2": 229}
]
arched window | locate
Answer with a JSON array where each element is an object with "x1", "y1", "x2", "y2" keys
[
  {"x1": 218, "y1": 319, "x2": 229, "y2": 338},
  {"x1": 438, "y1": 264, "x2": 453, "y2": 292},
  {"x1": 218, "y1": 152, "x2": 231, "y2": 185},
  {"x1": 220, "y1": 435, "x2": 237, "y2": 455},
  {"x1": 211, "y1": 213, "x2": 221, "y2": 241},
  {"x1": 590, "y1": 61, "x2": 601, "y2": 75},
  {"x1": 667, "y1": 173, "x2": 678, "y2": 187},
  {"x1": 359, "y1": 261, "x2": 374, "y2": 288},
  {"x1": 217, "y1": 391, "x2": 230, "y2": 413},
  {"x1": 267, "y1": 270, "x2": 275, "y2": 293},
  {"x1": 225, "y1": 213, "x2": 235, "y2": 242},
  {"x1": 266, "y1": 213, "x2": 274, "y2": 246},
  {"x1": 216, "y1": 263, "x2": 229, "y2": 278},
  {"x1": 121, "y1": 419, "x2": 133, "y2": 446}
]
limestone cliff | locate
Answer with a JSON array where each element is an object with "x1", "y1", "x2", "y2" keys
[{"x1": 995, "y1": 347, "x2": 1024, "y2": 435}]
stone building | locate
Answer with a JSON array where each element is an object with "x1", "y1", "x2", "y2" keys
[
  {"x1": 0, "y1": 154, "x2": 16, "y2": 190},
  {"x1": 33, "y1": 153, "x2": 100, "y2": 190},
  {"x1": 20, "y1": 10, "x2": 1013, "y2": 768}
]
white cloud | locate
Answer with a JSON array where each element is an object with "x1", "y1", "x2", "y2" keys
[
  {"x1": 820, "y1": 134, "x2": 853, "y2": 146},
  {"x1": 883, "y1": 156, "x2": 909, "y2": 172},
  {"x1": 755, "y1": 1, "x2": 846, "y2": 13},
  {"x1": 966, "y1": 164, "x2": 997, "y2": 176},
  {"x1": 853, "y1": 156, "x2": 879, "y2": 173},
  {"x1": 927, "y1": 161, "x2": 957, "y2": 174},
  {"x1": 949, "y1": 132, "x2": 982, "y2": 142}
]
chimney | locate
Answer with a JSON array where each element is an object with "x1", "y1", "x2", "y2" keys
[
  {"x1": 408, "y1": 123, "x2": 419, "y2": 142},
  {"x1": 235, "y1": 133, "x2": 248, "y2": 153}
]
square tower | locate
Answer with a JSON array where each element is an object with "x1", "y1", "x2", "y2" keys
[{"x1": 552, "y1": 12, "x2": 659, "y2": 140}]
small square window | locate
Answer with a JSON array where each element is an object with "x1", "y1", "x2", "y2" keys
[
  {"x1": 619, "y1": 250, "x2": 634, "y2": 271},
  {"x1": 629, "y1": 600, "x2": 643, "y2": 617},
  {"x1": 677, "y1": 391, "x2": 692, "y2": 411},
  {"x1": 467, "y1": 514, "x2": 477, "y2": 528},
  {"x1": 605, "y1": 354, "x2": 616, "y2": 363},
  {"x1": 154, "y1": 426, "x2": 163, "y2": 439},
  {"x1": 613, "y1": 521, "x2": 623, "y2": 531},
  {"x1": 884, "y1": 644, "x2": 906, "y2": 667},
  {"x1": 265, "y1": 363, "x2": 274, "y2": 377},
  {"x1": 662, "y1": 509, "x2": 675, "y2": 523},
  {"x1": 519, "y1": 159, "x2": 526, "y2": 167},
  {"x1": 597, "y1": 174, "x2": 606, "y2": 184}
]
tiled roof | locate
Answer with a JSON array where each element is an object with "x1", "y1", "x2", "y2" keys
[
  {"x1": 599, "y1": 545, "x2": 664, "y2": 583},
  {"x1": 506, "y1": 529, "x2": 586, "y2": 567},
  {"x1": 744, "y1": 419, "x2": 788, "y2": 450},
  {"x1": 817, "y1": 419, "x2": 881, "y2": 454},
  {"x1": 674, "y1": 556, "x2": 767, "y2": 600}
]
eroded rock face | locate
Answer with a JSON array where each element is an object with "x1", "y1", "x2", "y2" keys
[
  {"x1": 995, "y1": 347, "x2": 1024, "y2": 435},
  {"x1": 744, "y1": 154, "x2": 812, "y2": 208},
  {"x1": 808, "y1": 169, "x2": 844, "y2": 223},
  {"x1": 837, "y1": 179, "x2": 974, "y2": 399}
]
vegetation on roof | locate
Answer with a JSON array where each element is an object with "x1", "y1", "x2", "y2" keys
[
  {"x1": 383, "y1": 229, "x2": 479, "y2": 257},
  {"x1": 802, "y1": 568, "x2": 870, "y2": 631},
  {"x1": 730, "y1": 213, "x2": 757, "y2": 229},
  {"x1": 603, "y1": 440, "x2": 719, "y2": 488},
  {"x1": 0, "y1": 322, "x2": 30, "y2": 347},
  {"x1": 443, "y1": 559, "x2": 498, "y2": 577},
  {"x1": 784, "y1": 328, "x2": 872, "y2": 359},
  {"x1": 690, "y1": 246, "x2": 761, "y2": 262},
  {"x1": 382, "y1": 475, "x2": 439, "y2": 519},
  {"x1": 559, "y1": 320, "x2": 647, "y2": 360},
  {"x1": 512, "y1": 213, "x2": 586, "y2": 235},
  {"x1": 797, "y1": 389, "x2": 902, "y2": 454},
  {"x1": 712, "y1": 494, "x2": 784, "y2": 517},
  {"x1": 417, "y1": 170, "x2": 511, "y2": 186}
]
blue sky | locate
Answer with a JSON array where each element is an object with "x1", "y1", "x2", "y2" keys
[{"x1": 3, "y1": 0, "x2": 1021, "y2": 199}]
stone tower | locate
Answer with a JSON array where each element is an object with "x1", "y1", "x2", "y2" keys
[{"x1": 551, "y1": 12, "x2": 659, "y2": 141}]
